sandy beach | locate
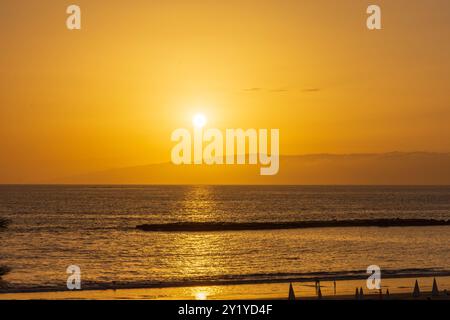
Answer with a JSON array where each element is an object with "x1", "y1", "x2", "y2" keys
[{"x1": 1, "y1": 276, "x2": 449, "y2": 300}]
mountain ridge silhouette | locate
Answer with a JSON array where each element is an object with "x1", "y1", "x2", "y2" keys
[{"x1": 54, "y1": 152, "x2": 450, "y2": 185}]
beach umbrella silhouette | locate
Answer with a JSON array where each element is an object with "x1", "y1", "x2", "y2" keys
[
  {"x1": 288, "y1": 283, "x2": 296, "y2": 300},
  {"x1": 431, "y1": 278, "x2": 439, "y2": 297},
  {"x1": 386, "y1": 289, "x2": 390, "y2": 299},
  {"x1": 413, "y1": 280, "x2": 421, "y2": 298},
  {"x1": 359, "y1": 287, "x2": 364, "y2": 300},
  {"x1": 355, "y1": 288, "x2": 359, "y2": 300},
  {"x1": 317, "y1": 286, "x2": 322, "y2": 299}
]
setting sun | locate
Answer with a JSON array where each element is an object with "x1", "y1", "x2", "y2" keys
[{"x1": 192, "y1": 113, "x2": 207, "y2": 128}]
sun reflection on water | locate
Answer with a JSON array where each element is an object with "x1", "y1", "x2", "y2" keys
[
  {"x1": 190, "y1": 286, "x2": 223, "y2": 300},
  {"x1": 180, "y1": 185, "x2": 218, "y2": 222},
  {"x1": 194, "y1": 291, "x2": 208, "y2": 300}
]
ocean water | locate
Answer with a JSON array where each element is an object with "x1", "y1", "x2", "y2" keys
[{"x1": 0, "y1": 185, "x2": 449, "y2": 292}]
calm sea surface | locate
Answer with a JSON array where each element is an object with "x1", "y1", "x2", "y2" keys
[{"x1": 0, "y1": 185, "x2": 449, "y2": 291}]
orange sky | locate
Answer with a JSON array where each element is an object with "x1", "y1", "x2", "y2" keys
[{"x1": 1, "y1": 1, "x2": 450, "y2": 183}]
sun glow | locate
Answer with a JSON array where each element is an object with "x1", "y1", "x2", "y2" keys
[
  {"x1": 195, "y1": 291, "x2": 208, "y2": 300},
  {"x1": 192, "y1": 113, "x2": 207, "y2": 128}
]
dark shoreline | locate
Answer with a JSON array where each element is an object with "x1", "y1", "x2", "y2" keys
[{"x1": 136, "y1": 219, "x2": 450, "y2": 232}]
